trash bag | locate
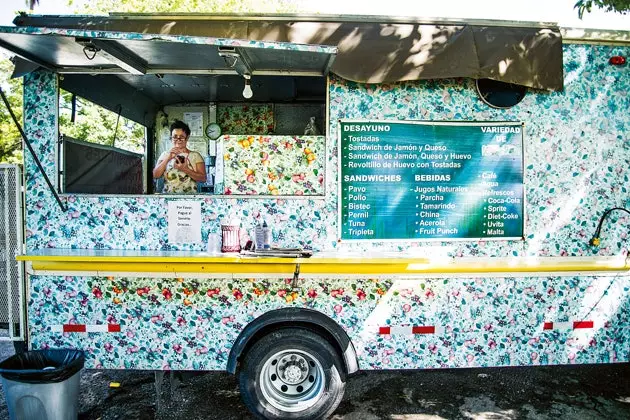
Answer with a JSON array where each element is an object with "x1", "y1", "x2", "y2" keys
[{"x1": 0, "y1": 350, "x2": 85, "y2": 384}]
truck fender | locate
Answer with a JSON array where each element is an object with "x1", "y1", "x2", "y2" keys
[{"x1": 226, "y1": 307, "x2": 359, "y2": 375}]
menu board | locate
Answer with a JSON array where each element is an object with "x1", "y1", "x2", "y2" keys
[{"x1": 339, "y1": 120, "x2": 524, "y2": 241}]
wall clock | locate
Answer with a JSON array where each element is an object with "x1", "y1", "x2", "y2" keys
[{"x1": 205, "y1": 123, "x2": 222, "y2": 140}]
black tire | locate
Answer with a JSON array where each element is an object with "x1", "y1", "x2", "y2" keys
[{"x1": 238, "y1": 328, "x2": 346, "y2": 420}]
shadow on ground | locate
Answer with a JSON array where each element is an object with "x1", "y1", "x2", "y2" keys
[{"x1": 0, "y1": 339, "x2": 628, "y2": 420}]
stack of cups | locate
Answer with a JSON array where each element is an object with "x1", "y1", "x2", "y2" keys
[{"x1": 221, "y1": 218, "x2": 241, "y2": 253}]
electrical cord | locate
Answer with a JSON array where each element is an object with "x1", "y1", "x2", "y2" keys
[
  {"x1": 583, "y1": 207, "x2": 630, "y2": 325},
  {"x1": 589, "y1": 207, "x2": 630, "y2": 247}
]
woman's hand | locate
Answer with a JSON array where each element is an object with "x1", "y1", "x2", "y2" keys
[
  {"x1": 168, "y1": 147, "x2": 183, "y2": 161},
  {"x1": 173, "y1": 156, "x2": 188, "y2": 172},
  {"x1": 175, "y1": 156, "x2": 206, "y2": 182},
  {"x1": 153, "y1": 150, "x2": 181, "y2": 179},
  {"x1": 158, "y1": 151, "x2": 205, "y2": 183}
]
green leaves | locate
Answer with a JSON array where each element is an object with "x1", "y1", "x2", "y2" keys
[
  {"x1": 0, "y1": 57, "x2": 24, "y2": 164},
  {"x1": 574, "y1": 0, "x2": 629, "y2": 19},
  {"x1": 58, "y1": 88, "x2": 145, "y2": 154},
  {"x1": 76, "y1": 0, "x2": 301, "y2": 14}
]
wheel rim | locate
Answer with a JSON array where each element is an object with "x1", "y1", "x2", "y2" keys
[{"x1": 259, "y1": 348, "x2": 325, "y2": 412}]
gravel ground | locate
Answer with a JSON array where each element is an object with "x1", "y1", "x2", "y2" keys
[{"x1": 0, "y1": 340, "x2": 628, "y2": 419}]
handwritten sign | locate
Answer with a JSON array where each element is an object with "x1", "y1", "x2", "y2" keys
[{"x1": 168, "y1": 201, "x2": 202, "y2": 243}]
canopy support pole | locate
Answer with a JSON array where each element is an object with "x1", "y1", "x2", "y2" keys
[{"x1": 0, "y1": 85, "x2": 67, "y2": 212}]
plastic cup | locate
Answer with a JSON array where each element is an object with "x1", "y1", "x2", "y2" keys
[
  {"x1": 221, "y1": 225, "x2": 241, "y2": 253},
  {"x1": 206, "y1": 233, "x2": 222, "y2": 255}
]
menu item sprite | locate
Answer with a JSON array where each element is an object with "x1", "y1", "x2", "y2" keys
[{"x1": 339, "y1": 120, "x2": 524, "y2": 241}]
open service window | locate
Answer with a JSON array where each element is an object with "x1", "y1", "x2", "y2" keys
[
  {"x1": 152, "y1": 90, "x2": 327, "y2": 196},
  {"x1": 0, "y1": 24, "x2": 336, "y2": 196},
  {"x1": 58, "y1": 90, "x2": 148, "y2": 194}
]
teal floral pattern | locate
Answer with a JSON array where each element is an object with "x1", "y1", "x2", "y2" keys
[
  {"x1": 222, "y1": 135, "x2": 324, "y2": 195},
  {"x1": 21, "y1": 43, "x2": 630, "y2": 371},
  {"x1": 23, "y1": 45, "x2": 630, "y2": 255},
  {"x1": 28, "y1": 274, "x2": 630, "y2": 370}
]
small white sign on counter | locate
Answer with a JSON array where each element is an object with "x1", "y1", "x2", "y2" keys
[{"x1": 168, "y1": 201, "x2": 202, "y2": 243}]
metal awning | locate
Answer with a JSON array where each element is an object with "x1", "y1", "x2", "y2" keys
[
  {"x1": 0, "y1": 24, "x2": 336, "y2": 125},
  {"x1": 0, "y1": 26, "x2": 337, "y2": 76},
  {"x1": 0, "y1": 13, "x2": 568, "y2": 124},
  {"x1": 9, "y1": 13, "x2": 565, "y2": 91}
]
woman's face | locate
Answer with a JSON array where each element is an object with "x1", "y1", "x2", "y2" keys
[{"x1": 171, "y1": 129, "x2": 188, "y2": 149}]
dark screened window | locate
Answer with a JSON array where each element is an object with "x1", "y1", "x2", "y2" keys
[{"x1": 476, "y1": 79, "x2": 527, "y2": 109}]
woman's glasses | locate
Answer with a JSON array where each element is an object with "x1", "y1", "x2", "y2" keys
[{"x1": 172, "y1": 135, "x2": 187, "y2": 141}]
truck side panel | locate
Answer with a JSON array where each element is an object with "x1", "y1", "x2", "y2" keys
[
  {"x1": 21, "y1": 43, "x2": 630, "y2": 370},
  {"x1": 28, "y1": 274, "x2": 629, "y2": 370}
]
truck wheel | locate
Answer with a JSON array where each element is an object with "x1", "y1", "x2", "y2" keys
[{"x1": 238, "y1": 328, "x2": 346, "y2": 419}]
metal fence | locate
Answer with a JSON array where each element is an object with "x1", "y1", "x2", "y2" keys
[{"x1": 0, "y1": 164, "x2": 25, "y2": 341}]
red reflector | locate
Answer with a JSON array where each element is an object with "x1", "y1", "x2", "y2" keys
[
  {"x1": 609, "y1": 56, "x2": 626, "y2": 65},
  {"x1": 63, "y1": 324, "x2": 86, "y2": 333},
  {"x1": 108, "y1": 324, "x2": 121, "y2": 332},
  {"x1": 411, "y1": 326, "x2": 435, "y2": 334}
]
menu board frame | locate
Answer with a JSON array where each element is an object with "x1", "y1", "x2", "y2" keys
[{"x1": 337, "y1": 119, "x2": 526, "y2": 243}]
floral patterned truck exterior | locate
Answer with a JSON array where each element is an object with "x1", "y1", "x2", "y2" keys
[{"x1": 21, "y1": 42, "x2": 630, "y2": 371}]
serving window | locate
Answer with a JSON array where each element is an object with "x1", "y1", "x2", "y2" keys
[
  {"x1": 0, "y1": 26, "x2": 335, "y2": 197},
  {"x1": 154, "y1": 101, "x2": 326, "y2": 196},
  {"x1": 58, "y1": 90, "x2": 147, "y2": 194},
  {"x1": 57, "y1": 74, "x2": 327, "y2": 197}
]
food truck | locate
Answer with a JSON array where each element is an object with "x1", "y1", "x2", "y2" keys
[{"x1": 0, "y1": 12, "x2": 628, "y2": 419}]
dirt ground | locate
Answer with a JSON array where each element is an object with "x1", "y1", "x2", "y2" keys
[{"x1": 0, "y1": 341, "x2": 629, "y2": 419}]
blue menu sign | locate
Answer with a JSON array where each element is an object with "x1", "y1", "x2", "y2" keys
[{"x1": 338, "y1": 120, "x2": 524, "y2": 241}]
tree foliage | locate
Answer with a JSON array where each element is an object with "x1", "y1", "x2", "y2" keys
[
  {"x1": 59, "y1": 91, "x2": 146, "y2": 154},
  {"x1": 1, "y1": 0, "x2": 300, "y2": 164},
  {"x1": 0, "y1": 57, "x2": 146, "y2": 164},
  {"x1": 574, "y1": 0, "x2": 630, "y2": 18},
  {"x1": 0, "y1": 55, "x2": 23, "y2": 164},
  {"x1": 67, "y1": 0, "x2": 299, "y2": 14}
]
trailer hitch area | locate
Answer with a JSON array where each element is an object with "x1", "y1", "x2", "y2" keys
[{"x1": 291, "y1": 263, "x2": 301, "y2": 290}]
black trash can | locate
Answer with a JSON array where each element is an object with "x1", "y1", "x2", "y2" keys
[{"x1": 0, "y1": 349, "x2": 85, "y2": 420}]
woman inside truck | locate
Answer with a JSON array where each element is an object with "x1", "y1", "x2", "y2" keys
[{"x1": 152, "y1": 120, "x2": 206, "y2": 194}]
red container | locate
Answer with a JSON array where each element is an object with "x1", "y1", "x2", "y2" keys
[{"x1": 221, "y1": 225, "x2": 241, "y2": 252}]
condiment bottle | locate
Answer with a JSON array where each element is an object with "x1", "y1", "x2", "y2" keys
[
  {"x1": 255, "y1": 222, "x2": 264, "y2": 250},
  {"x1": 262, "y1": 221, "x2": 271, "y2": 249}
]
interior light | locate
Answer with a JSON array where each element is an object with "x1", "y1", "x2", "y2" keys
[
  {"x1": 609, "y1": 56, "x2": 626, "y2": 66},
  {"x1": 242, "y1": 75, "x2": 253, "y2": 99}
]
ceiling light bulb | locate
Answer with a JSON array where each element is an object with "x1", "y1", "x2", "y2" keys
[{"x1": 242, "y1": 78, "x2": 253, "y2": 99}]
